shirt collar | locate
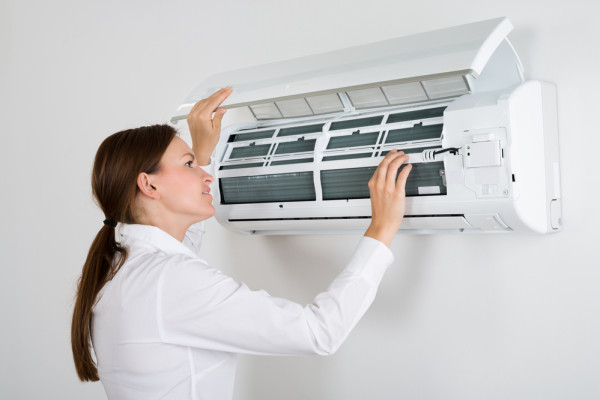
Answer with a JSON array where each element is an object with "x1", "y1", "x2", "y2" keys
[{"x1": 118, "y1": 223, "x2": 198, "y2": 258}]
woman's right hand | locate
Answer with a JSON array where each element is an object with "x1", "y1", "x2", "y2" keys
[
  {"x1": 187, "y1": 87, "x2": 232, "y2": 166},
  {"x1": 364, "y1": 150, "x2": 412, "y2": 247}
]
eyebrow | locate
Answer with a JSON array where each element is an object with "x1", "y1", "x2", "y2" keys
[{"x1": 181, "y1": 152, "x2": 196, "y2": 160}]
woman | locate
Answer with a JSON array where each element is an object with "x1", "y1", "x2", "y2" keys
[{"x1": 71, "y1": 87, "x2": 412, "y2": 399}]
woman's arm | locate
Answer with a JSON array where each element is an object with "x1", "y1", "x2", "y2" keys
[
  {"x1": 182, "y1": 88, "x2": 231, "y2": 251},
  {"x1": 159, "y1": 237, "x2": 393, "y2": 356}
]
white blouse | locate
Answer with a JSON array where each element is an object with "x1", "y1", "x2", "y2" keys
[{"x1": 92, "y1": 222, "x2": 394, "y2": 400}]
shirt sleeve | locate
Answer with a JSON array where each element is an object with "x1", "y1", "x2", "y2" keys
[{"x1": 158, "y1": 236, "x2": 394, "y2": 356}]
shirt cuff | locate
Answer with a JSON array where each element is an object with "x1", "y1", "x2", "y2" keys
[{"x1": 345, "y1": 236, "x2": 394, "y2": 286}]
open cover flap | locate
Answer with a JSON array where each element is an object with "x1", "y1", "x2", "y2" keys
[{"x1": 172, "y1": 17, "x2": 522, "y2": 122}]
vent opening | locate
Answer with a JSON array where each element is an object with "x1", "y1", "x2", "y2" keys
[
  {"x1": 220, "y1": 172, "x2": 316, "y2": 204},
  {"x1": 321, "y1": 162, "x2": 447, "y2": 200}
]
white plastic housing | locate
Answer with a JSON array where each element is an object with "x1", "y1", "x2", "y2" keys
[{"x1": 172, "y1": 17, "x2": 561, "y2": 234}]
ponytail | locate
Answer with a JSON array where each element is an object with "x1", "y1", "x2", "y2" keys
[
  {"x1": 71, "y1": 125, "x2": 176, "y2": 382},
  {"x1": 71, "y1": 225, "x2": 127, "y2": 381}
]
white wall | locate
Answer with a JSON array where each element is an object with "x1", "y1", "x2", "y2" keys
[{"x1": 1, "y1": 0, "x2": 599, "y2": 399}]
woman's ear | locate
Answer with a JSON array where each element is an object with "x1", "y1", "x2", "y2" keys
[{"x1": 137, "y1": 172, "x2": 160, "y2": 200}]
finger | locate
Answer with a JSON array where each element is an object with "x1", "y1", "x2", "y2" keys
[
  {"x1": 371, "y1": 149, "x2": 398, "y2": 184},
  {"x1": 203, "y1": 87, "x2": 232, "y2": 115},
  {"x1": 379, "y1": 151, "x2": 404, "y2": 181},
  {"x1": 385, "y1": 152, "x2": 407, "y2": 189},
  {"x1": 396, "y1": 162, "x2": 412, "y2": 194},
  {"x1": 187, "y1": 99, "x2": 207, "y2": 123},
  {"x1": 188, "y1": 87, "x2": 232, "y2": 119}
]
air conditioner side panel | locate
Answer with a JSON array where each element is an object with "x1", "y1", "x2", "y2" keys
[{"x1": 506, "y1": 81, "x2": 561, "y2": 233}]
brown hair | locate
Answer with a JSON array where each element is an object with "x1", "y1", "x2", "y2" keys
[{"x1": 71, "y1": 124, "x2": 176, "y2": 381}]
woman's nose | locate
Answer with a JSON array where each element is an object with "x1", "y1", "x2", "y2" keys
[
  {"x1": 195, "y1": 165, "x2": 214, "y2": 184},
  {"x1": 200, "y1": 169, "x2": 214, "y2": 184}
]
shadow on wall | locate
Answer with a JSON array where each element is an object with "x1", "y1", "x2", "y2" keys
[
  {"x1": 375, "y1": 235, "x2": 435, "y2": 322},
  {"x1": 259, "y1": 232, "x2": 436, "y2": 321},
  {"x1": 260, "y1": 234, "x2": 359, "y2": 302}
]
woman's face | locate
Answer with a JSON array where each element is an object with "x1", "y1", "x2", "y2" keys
[{"x1": 150, "y1": 136, "x2": 215, "y2": 223}]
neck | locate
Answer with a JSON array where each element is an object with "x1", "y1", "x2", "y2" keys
[{"x1": 135, "y1": 211, "x2": 191, "y2": 242}]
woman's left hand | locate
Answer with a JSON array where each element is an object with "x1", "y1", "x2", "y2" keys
[{"x1": 187, "y1": 87, "x2": 232, "y2": 165}]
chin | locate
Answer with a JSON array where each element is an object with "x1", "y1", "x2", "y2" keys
[{"x1": 200, "y1": 206, "x2": 216, "y2": 220}]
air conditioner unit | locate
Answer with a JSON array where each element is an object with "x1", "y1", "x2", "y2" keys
[{"x1": 172, "y1": 17, "x2": 561, "y2": 235}]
